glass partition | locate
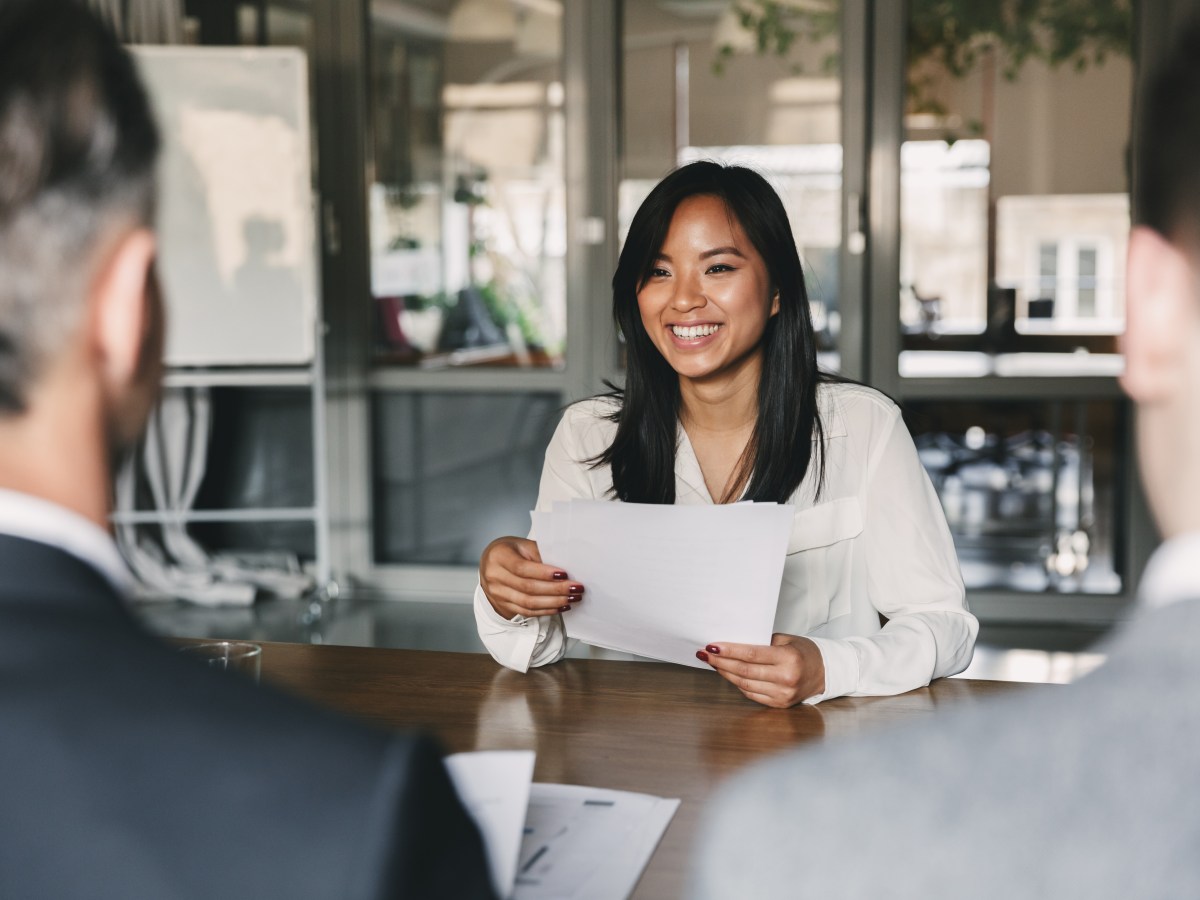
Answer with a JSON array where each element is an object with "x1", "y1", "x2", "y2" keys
[
  {"x1": 621, "y1": 0, "x2": 843, "y2": 367},
  {"x1": 367, "y1": 0, "x2": 566, "y2": 369},
  {"x1": 236, "y1": 3, "x2": 312, "y2": 47},
  {"x1": 372, "y1": 391, "x2": 562, "y2": 565},
  {"x1": 899, "y1": 2, "x2": 1133, "y2": 370},
  {"x1": 904, "y1": 398, "x2": 1125, "y2": 595}
]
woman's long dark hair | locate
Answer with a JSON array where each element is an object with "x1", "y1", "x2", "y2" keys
[{"x1": 596, "y1": 160, "x2": 826, "y2": 504}]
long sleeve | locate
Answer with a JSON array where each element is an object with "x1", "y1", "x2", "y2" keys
[
  {"x1": 474, "y1": 402, "x2": 613, "y2": 672},
  {"x1": 806, "y1": 402, "x2": 978, "y2": 702},
  {"x1": 473, "y1": 584, "x2": 564, "y2": 673}
]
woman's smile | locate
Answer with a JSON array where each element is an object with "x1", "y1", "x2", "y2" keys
[{"x1": 669, "y1": 322, "x2": 724, "y2": 344}]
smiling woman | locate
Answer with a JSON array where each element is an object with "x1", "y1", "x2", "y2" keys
[
  {"x1": 639, "y1": 194, "x2": 777, "y2": 390},
  {"x1": 604, "y1": 162, "x2": 825, "y2": 509},
  {"x1": 475, "y1": 161, "x2": 979, "y2": 709}
]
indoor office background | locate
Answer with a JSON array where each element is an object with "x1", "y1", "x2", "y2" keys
[{"x1": 123, "y1": 0, "x2": 1195, "y2": 682}]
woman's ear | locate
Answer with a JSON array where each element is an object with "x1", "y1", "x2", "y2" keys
[
  {"x1": 770, "y1": 289, "x2": 780, "y2": 317},
  {"x1": 1120, "y1": 226, "x2": 1194, "y2": 404}
]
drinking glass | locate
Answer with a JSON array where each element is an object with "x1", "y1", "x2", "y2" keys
[{"x1": 178, "y1": 641, "x2": 262, "y2": 682}]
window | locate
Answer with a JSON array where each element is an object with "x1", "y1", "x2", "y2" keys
[
  {"x1": 898, "y1": 1, "x2": 1132, "y2": 359},
  {"x1": 364, "y1": 1, "x2": 570, "y2": 579},
  {"x1": 997, "y1": 195, "x2": 1126, "y2": 332},
  {"x1": 621, "y1": 0, "x2": 844, "y2": 365},
  {"x1": 306, "y1": 0, "x2": 1155, "y2": 618},
  {"x1": 368, "y1": 0, "x2": 566, "y2": 369},
  {"x1": 905, "y1": 399, "x2": 1124, "y2": 596}
]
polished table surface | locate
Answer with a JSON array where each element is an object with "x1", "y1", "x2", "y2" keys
[{"x1": 253, "y1": 642, "x2": 1039, "y2": 899}]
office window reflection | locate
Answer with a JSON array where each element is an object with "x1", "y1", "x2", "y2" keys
[
  {"x1": 373, "y1": 391, "x2": 561, "y2": 565},
  {"x1": 620, "y1": 0, "x2": 843, "y2": 365},
  {"x1": 904, "y1": 399, "x2": 1124, "y2": 595},
  {"x1": 367, "y1": 1, "x2": 566, "y2": 369},
  {"x1": 900, "y1": 2, "x2": 1132, "y2": 361},
  {"x1": 235, "y1": 3, "x2": 311, "y2": 48}
]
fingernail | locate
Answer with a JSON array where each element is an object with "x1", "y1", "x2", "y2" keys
[
  {"x1": 706, "y1": 645, "x2": 720, "y2": 655},
  {"x1": 567, "y1": 595, "x2": 583, "y2": 603},
  {"x1": 696, "y1": 650, "x2": 709, "y2": 663},
  {"x1": 567, "y1": 584, "x2": 584, "y2": 595},
  {"x1": 559, "y1": 605, "x2": 571, "y2": 612},
  {"x1": 552, "y1": 571, "x2": 568, "y2": 581}
]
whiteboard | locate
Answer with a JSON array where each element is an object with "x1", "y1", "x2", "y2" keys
[{"x1": 133, "y1": 47, "x2": 318, "y2": 366}]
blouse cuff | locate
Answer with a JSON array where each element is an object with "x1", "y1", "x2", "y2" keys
[
  {"x1": 803, "y1": 635, "x2": 860, "y2": 704},
  {"x1": 473, "y1": 583, "x2": 540, "y2": 673}
]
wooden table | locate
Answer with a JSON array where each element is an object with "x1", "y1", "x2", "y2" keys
[{"x1": 255, "y1": 642, "x2": 1036, "y2": 899}]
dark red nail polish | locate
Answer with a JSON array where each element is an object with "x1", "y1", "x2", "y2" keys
[
  {"x1": 551, "y1": 571, "x2": 568, "y2": 581},
  {"x1": 568, "y1": 595, "x2": 583, "y2": 603},
  {"x1": 696, "y1": 650, "x2": 709, "y2": 663},
  {"x1": 706, "y1": 644, "x2": 720, "y2": 655},
  {"x1": 567, "y1": 584, "x2": 584, "y2": 595},
  {"x1": 559, "y1": 605, "x2": 571, "y2": 612}
]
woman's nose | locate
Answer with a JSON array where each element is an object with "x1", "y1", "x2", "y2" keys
[{"x1": 671, "y1": 273, "x2": 706, "y2": 311}]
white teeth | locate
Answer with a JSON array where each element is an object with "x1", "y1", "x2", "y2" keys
[{"x1": 671, "y1": 324, "x2": 720, "y2": 339}]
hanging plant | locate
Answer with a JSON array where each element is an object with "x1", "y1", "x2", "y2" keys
[
  {"x1": 713, "y1": 1, "x2": 839, "y2": 75},
  {"x1": 714, "y1": 0, "x2": 1131, "y2": 118}
]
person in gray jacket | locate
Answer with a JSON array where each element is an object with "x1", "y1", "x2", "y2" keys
[{"x1": 689, "y1": 19, "x2": 1200, "y2": 900}]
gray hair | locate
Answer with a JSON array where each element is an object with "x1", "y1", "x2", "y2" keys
[{"x1": 0, "y1": 0, "x2": 160, "y2": 413}]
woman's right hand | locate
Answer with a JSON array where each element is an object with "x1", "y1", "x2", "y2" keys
[{"x1": 479, "y1": 536, "x2": 585, "y2": 621}]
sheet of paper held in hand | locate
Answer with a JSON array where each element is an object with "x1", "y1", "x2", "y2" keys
[{"x1": 532, "y1": 500, "x2": 795, "y2": 668}]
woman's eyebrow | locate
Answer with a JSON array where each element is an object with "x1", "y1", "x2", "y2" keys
[
  {"x1": 700, "y1": 246, "x2": 745, "y2": 260},
  {"x1": 654, "y1": 246, "x2": 745, "y2": 263}
]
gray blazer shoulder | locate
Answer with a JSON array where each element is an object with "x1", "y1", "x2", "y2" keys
[{"x1": 690, "y1": 599, "x2": 1200, "y2": 899}]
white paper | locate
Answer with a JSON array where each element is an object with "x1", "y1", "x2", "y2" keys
[
  {"x1": 513, "y1": 784, "x2": 680, "y2": 900},
  {"x1": 536, "y1": 500, "x2": 794, "y2": 667},
  {"x1": 446, "y1": 750, "x2": 537, "y2": 898}
]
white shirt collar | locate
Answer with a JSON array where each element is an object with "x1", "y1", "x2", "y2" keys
[
  {"x1": 0, "y1": 488, "x2": 133, "y2": 594},
  {"x1": 1138, "y1": 532, "x2": 1200, "y2": 611}
]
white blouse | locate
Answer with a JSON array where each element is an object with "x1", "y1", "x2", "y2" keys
[{"x1": 474, "y1": 382, "x2": 978, "y2": 703}]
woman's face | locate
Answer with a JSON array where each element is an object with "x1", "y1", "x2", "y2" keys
[{"x1": 637, "y1": 194, "x2": 778, "y2": 388}]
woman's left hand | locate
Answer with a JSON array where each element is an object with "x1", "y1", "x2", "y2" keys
[{"x1": 698, "y1": 634, "x2": 826, "y2": 708}]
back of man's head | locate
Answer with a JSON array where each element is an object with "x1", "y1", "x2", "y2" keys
[
  {"x1": 0, "y1": 0, "x2": 159, "y2": 415},
  {"x1": 1136, "y1": 19, "x2": 1200, "y2": 243}
]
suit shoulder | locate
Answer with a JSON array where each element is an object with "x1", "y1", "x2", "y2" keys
[{"x1": 370, "y1": 733, "x2": 497, "y2": 897}]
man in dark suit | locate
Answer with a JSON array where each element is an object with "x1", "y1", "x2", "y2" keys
[
  {"x1": 690, "y1": 18, "x2": 1200, "y2": 900},
  {"x1": 0, "y1": 2, "x2": 494, "y2": 898}
]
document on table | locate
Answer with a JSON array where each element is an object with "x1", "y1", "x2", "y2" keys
[
  {"x1": 447, "y1": 751, "x2": 679, "y2": 900},
  {"x1": 532, "y1": 500, "x2": 794, "y2": 668},
  {"x1": 513, "y1": 784, "x2": 679, "y2": 900}
]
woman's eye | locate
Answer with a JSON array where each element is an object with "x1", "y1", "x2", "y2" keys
[
  {"x1": 707, "y1": 264, "x2": 734, "y2": 274},
  {"x1": 650, "y1": 267, "x2": 670, "y2": 278}
]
